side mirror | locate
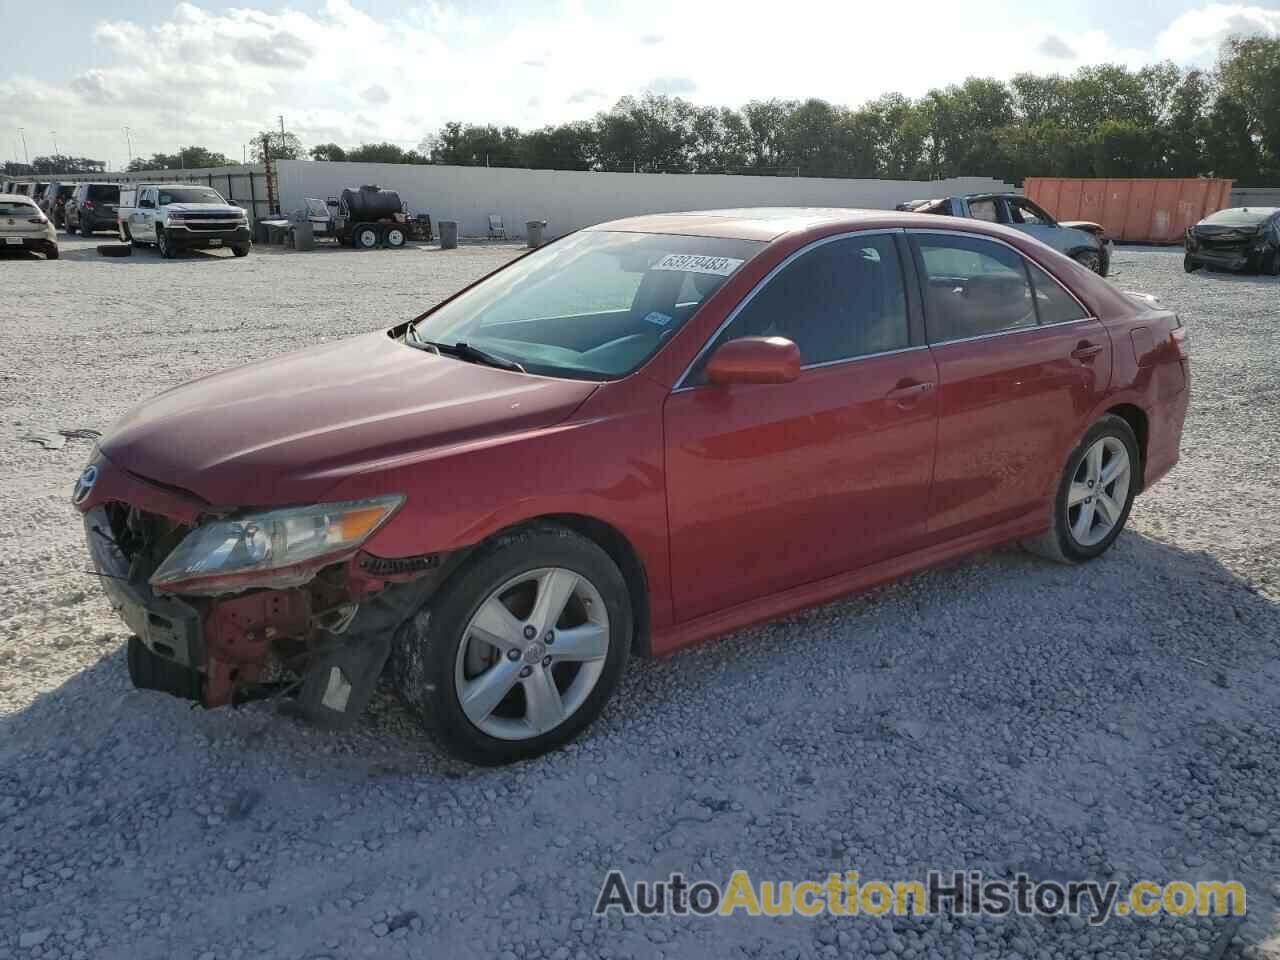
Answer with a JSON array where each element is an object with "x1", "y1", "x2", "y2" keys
[{"x1": 705, "y1": 336, "x2": 801, "y2": 386}]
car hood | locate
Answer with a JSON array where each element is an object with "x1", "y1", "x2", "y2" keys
[{"x1": 101, "y1": 331, "x2": 597, "y2": 506}]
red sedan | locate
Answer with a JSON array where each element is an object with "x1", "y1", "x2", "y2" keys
[{"x1": 76, "y1": 209, "x2": 1189, "y2": 764}]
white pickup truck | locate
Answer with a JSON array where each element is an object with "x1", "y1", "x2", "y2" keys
[{"x1": 118, "y1": 183, "x2": 251, "y2": 258}]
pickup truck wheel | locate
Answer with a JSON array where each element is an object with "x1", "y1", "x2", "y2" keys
[
  {"x1": 232, "y1": 244, "x2": 250, "y2": 257},
  {"x1": 389, "y1": 525, "x2": 631, "y2": 765},
  {"x1": 1262, "y1": 247, "x2": 1280, "y2": 276},
  {"x1": 157, "y1": 228, "x2": 176, "y2": 259},
  {"x1": 1022, "y1": 415, "x2": 1139, "y2": 565},
  {"x1": 1071, "y1": 249, "x2": 1102, "y2": 274}
]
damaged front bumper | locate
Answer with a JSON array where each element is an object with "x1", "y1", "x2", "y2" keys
[{"x1": 78, "y1": 458, "x2": 451, "y2": 726}]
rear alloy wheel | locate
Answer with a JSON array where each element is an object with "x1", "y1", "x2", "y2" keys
[
  {"x1": 1071, "y1": 249, "x2": 1103, "y2": 274},
  {"x1": 385, "y1": 226, "x2": 406, "y2": 248},
  {"x1": 1023, "y1": 414, "x2": 1139, "y2": 564},
  {"x1": 390, "y1": 525, "x2": 631, "y2": 765},
  {"x1": 354, "y1": 224, "x2": 381, "y2": 249}
]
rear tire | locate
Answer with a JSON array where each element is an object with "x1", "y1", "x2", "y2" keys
[
  {"x1": 79, "y1": 218, "x2": 93, "y2": 238},
  {"x1": 45, "y1": 245, "x2": 60, "y2": 260},
  {"x1": 389, "y1": 525, "x2": 631, "y2": 765},
  {"x1": 1023, "y1": 415, "x2": 1140, "y2": 564},
  {"x1": 1184, "y1": 253, "x2": 1200, "y2": 273},
  {"x1": 232, "y1": 244, "x2": 250, "y2": 257},
  {"x1": 385, "y1": 226, "x2": 406, "y2": 248},
  {"x1": 127, "y1": 635, "x2": 203, "y2": 701},
  {"x1": 1263, "y1": 247, "x2": 1280, "y2": 276}
]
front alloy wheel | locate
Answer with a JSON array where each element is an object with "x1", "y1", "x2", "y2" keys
[
  {"x1": 456, "y1": 568, "x2": 610, "y2": 740},
  {"x1": 390, "y1": 525, "x2": 631, "y2": 765}
]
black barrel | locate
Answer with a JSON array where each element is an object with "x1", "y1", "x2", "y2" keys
[{"x1": 341, "y1": 185, "x2": 402, "y2": 221}]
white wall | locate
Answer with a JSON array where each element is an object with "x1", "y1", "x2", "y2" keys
[{"x1": 275, "y1": 161, "x2": 1017, "y2": 239}]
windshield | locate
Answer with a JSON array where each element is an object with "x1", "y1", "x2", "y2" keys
[
  {"x1": 409, "y1": 230, "x2": 763, "y2": 380},
  {"x1": 1202, "y1": 208, "x2": 1275, "y2": 227},
  {"x1": 159, "y1": 187, "x2": 224, "y2": 205}
]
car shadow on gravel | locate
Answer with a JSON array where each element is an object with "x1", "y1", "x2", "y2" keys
[{"x1": 3, "y1": 531, "x2": 1277, "y2": 777}]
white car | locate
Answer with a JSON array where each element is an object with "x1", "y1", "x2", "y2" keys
[{"x1": 0, "y1": 193, "x2": 59, "y2": 260}]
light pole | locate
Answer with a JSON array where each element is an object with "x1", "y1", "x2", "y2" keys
[
  {"x1": 123, "y1": 126, "x2": 132, "y2": 169},
  {"x1": 18, "y1": 127, "x2": 29, "y2": 169},
  {"x1": 51, "y1": 131, "x2": 58, "y2": 157}
]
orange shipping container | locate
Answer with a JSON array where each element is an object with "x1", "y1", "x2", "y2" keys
[{"x1": 1024, "y1": 177, "x2": 1233, "y2": 244}]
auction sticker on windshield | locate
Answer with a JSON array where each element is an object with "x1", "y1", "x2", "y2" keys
[{"x1": 652, "y1": 253, "x2": 745, "y2": 276}]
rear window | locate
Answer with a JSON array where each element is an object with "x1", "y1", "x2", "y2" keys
[
  {"x1": 87, "y1": 184, "x2": 120, "y2": 202},
  {"x1": 0, "y1": 200, "x2": 37, "y2": 215}
]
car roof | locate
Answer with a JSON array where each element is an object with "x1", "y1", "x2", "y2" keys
[{"x1": 585, "y1": 207, "x2": 1021, "y2": 242}]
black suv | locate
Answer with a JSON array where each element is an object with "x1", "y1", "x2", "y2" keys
[{"x1": 65, "y1": 182, "x2": 121, "y2": 236}]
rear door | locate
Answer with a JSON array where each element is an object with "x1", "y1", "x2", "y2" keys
[
  {"x1": 663, "y1": 231, "x2": 940, "y2": 622},
  {"x1": 909, "y1": 231, "x2": 1112, "y2": 539}
]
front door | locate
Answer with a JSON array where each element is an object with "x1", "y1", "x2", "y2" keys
[
  {"x1": 910, "y1": 231, "x2": 1113, "y2": 539},
  {"x1": 664, "y1": 232, "x2": 940, "y2": 623}
]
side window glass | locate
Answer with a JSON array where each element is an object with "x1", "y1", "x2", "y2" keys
[
  {"x1": 915, "y1": 234, "x2": 1036, "y2": 343},
  {"x1": 693, "y1": 234, "x2": 909, "y2": 380},
  {"x1": 968, "y1": 200, "x2": 998, "y2": 222},
  {"x1": 1026, "y1": 261, "x2": 1088, "y2": 324}
]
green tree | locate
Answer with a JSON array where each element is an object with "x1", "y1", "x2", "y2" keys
[
  {"x1": 254, "y1": 131, "x2": 303, "y2": 163},
  {"x1": 520, "y1": 122, "x2": 594, "y2": 170},
  {"x1": 127, "y1": 146, "x2": 234, "y2": 171},
  {"x1": 1215, "y1": 35, "x2": 1280, "y2": 182},
  {"x1": 310, "y1": 143, "x2": 347, "y2": 161}
]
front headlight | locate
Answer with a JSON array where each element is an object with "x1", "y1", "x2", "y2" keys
[{"x1": 149, "y1": 495, "x2": 404, "y2": 594}]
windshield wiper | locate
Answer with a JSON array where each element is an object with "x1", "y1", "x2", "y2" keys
[{"x1": 406, "y1": 329, "x2": 525, "y2": 373}]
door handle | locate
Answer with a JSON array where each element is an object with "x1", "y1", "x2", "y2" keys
[
  {"x1": 886, "y1": 380, "x2": 935, "y2": 410},
  {"x1": 1071, "y1": 341, "x2": 1103, "y2": 362}
]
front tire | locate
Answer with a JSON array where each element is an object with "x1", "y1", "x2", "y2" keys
[
  {"x1": 1072, "y1": 249, "x2": 1103, "y2": 275},
  {"x1": 1263, "y1": 247, "x2": 1280, "y2": 277},
  {"x1": 157, "y1": 227, "x2": 176, "y2": 259},
  {"x1": 232, "y1": 244, "x2": 250, "y2": 257},
  {"x1": 1184, "y1": 253, "x2": 1200, "y2": 273},
  {"x1": 1023, "y1": 415, "x2": 1140, "y2": 564},
  {"x1": 390, "y1": 525, "x2": 631, "y2": 765}
]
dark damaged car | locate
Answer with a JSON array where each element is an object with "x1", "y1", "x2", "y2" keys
[{"x1": 1184, "y1": 206, "x2": 1280, "y2": 275}]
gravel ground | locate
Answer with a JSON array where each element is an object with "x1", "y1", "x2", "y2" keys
[{"x1": 1, "y1": 237, "x2": 1278, "y2": 960}]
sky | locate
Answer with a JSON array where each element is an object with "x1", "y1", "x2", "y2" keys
[{"x1": 3, "y1": 0, "x2": 1280, "y2": 169}]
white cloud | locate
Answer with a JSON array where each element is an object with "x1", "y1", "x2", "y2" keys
[{"x1": 1155, "y1": 3, "x2": 1280, "y2": 62}]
